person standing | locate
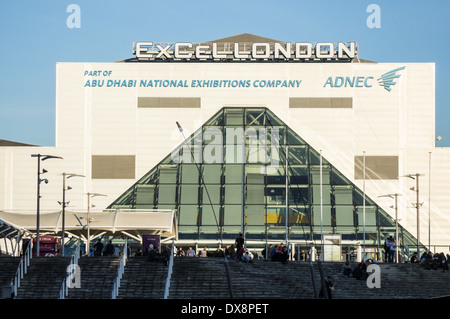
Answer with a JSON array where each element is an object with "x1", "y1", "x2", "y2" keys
[
  {"x1": 94, "y1": 238, "x2": 103, "y2": 256},
  {"x1": 388, "y1": 238, "x2": 396, "y2": 263},
  {"x1": 235, "y1": 233, "x2": 244, "y2": 261}
]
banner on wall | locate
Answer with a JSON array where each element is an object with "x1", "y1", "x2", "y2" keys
[{"x1": 142, "y1": 234, "x2": 161, "y2": 253}]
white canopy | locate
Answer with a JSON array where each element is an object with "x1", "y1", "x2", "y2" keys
[{"x1": 0, "y1": 209, "x2": 178, "y2": 242}]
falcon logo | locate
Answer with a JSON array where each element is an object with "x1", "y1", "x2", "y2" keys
[{"x1": 377, "y1": 66, "x2": 406, "y2": 92}]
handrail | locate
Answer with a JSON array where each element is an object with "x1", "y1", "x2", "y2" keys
[
  {"x1": 111, "y1": 239, "x2": 128, "y2": 299},
  {"x1": 223, "y1": 257, "x2": 234, "y2": 299},
  {"x1": 58, "y1": 239, "x2": 81, "y2": 299},
  {"x1": 163, "y1": 239, "x2": 175, "y2": 299},
  {"x1": 10, "y1": 240, "x2": 32, "y2": 298}
]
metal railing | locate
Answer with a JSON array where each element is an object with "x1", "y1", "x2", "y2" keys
[
  {"x1": 58, "y1": 239, "x2": 81, "y2": 299},
  {"x1": 163, "y1": 239, "x2": 175, "y2": 299},
  {"x1": 111, "y1": 239, "x2": 128, "y2": 299},
  {"x1": 9, "y1": 240, "x2": 32, "y2": 298}
]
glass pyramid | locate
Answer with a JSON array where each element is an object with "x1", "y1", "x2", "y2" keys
[{"x1": 107, "y1": 107, "x2": 420, "y2": 255}]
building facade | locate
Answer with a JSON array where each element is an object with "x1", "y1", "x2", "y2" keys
[{"x1": 1, "y1": 34, "x2": 449, "y2": 258}]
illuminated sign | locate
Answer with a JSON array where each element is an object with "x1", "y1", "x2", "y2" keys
[{"x1": 133, "y1": 41, "x2": 357, "y2": 61}]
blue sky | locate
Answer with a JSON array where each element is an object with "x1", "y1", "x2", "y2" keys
[{"x1": 1, "y1": 0, "x2": 449, "y2": 146}]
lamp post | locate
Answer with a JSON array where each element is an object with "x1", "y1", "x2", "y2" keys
[
  {"x1": 379, "y1": 193, "x2": 402, "y2": 263},
  {"x1": 319, "y1": 150, "x2": 323, "y2": 261},
  {"x1": 401, "y1": 173, "x2": 423, "y2": 259},
  {"x1": 31, "y1": 154, "x2": 63, "y2": 256},
  {"x1": 362, "y1": 151, "x2": 366, "y2": 260},
  {"x1": 85, "y1": 192, "x2": 106, "y2": 255},
  {"x1": 59, "y1": 173, "x2": 84, "y2": 256}
]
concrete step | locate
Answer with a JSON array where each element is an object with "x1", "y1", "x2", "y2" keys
[
  {"x1": 0, "y1": 256, "x2": 21, "y2": 288},
  {"x1": 118, "y1": 256, "x2": 168, "y2": 299},
  {"x1": 168, "y1": 257, "x2": 230, "y2": 299},
  {"x1": 15, "y1": 257, "x2": 71, "y2": 299},
  {"x1": 65, "y1": 256, "x2": 120, "y2": 299}
]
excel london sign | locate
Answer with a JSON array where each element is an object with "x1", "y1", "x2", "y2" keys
[{"x1": 133, "y1": 41, "x2": 357, "y2": 61}]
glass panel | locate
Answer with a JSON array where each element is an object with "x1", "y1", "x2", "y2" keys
[
  {"x1": 181, "y1": 165, "x2": 199, "y2": 184},
  {"x1": 312, "y1": 184, "x2": 331, "y2": 205},
  {"x1": 311, "y1": 166, "x2": 330, "y2": 184},
  {"x1": 335, "y1": 205, "x2": 355, "y2": 232},
  {"x1": 135, "y1": 185, "x2": 154, "y2": 205},
  {"x1": 201, "y1": 205, "x2": 221, "y2": 226},
  {"x1": 180, "y1": 185, "x2": 199, "y2": 205},
  {"x1": 224, "y1": 205, "x2": 241, "y2": 226},
  {"x1": 289, "y1": 166, "x2": 309, "y2": 184},
  {"x1": 203, "y1": 165, "x2": 222, "y2": 184},
  {"x1": 288, "y1": 146, "x2": 308, "y2": 165},
  {"x1": 203, "y1": 128, "x2": 223, "y2": 164},
  {"x1": 158, "y1": 185, "x2": 177, "y2": 204},
  {"x1": 289, "y1": 186, "x2": 309, "y2": 206},
  {"x1": 203, "y1": 127, "x2": 224, "y2": 145},
  {"x1": 312, "y1": 205, "x2": 332, "y2": 227},
  {"x1": 268, "y1": 126, "x2": 286, "y2": 146},
  {"x1": 159, "y1": 166, "x2": 177, "y2": 183},
  {"x1": 246, "y1": 205, "x2": 265, "y2": 225},
  {"x1": 224, "y1": 165, "x2": 243, "y2": 183},
  {"x1": 179, "y1": 205, "x2": 199, "y2": 225},
  {"x1": 357, "y1": 206, "x2": 377, "y2": 232},
  {"x1": 225, "y1": 109, "x2": 243, "y2": 125},
  {"x1": 202, "y1": 185, "x2": 221, "y2": 204},
  {"x1": 225, "y1": 143, "x2": 245, "y2": 164},
  {"x1": 290, "y1": 206, "x2": 310, "y2": 225},
  {"x1": 246, "y1": 183, "x2": 265, "y2": 205},
  {"x1": 266, "y1": 206, "x2": 287, "y2": 225},
  {"x1": 224, "y1": 184, "x2": 242, "y2": 204},
  {"x1": 245, "y1": 109, "x2": 266, "y2": 126},
  {"x1": 334, "y1": 186, "x2": 353, "y2": 205},
  {"x1": 266, "y1": 186, "x2": 286, "y2": 205},
  {"x1": 245, "y1": 164, "x2": 265, "y2": 176}
]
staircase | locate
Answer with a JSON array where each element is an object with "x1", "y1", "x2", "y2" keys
[
  {"x1": 227, "y1": 260, "x2": 316, "y2": 299},
  {"x1": 14, "y1": 257, "x2": 71, "y2": 299},
  {"x1": 65, "y1": 256, "x2": 120, "y2": 299},
  {"x1": 168, "y1": 257, "x2": 231, "y2": 299},
  {"x1": 117, "y1": 256, "x2": 168, "y2": 299},
  {"x1": 316, "y1": 261, "x2": 450, "y2": 299},
  {"x1": 0, "y1": 256, "x2": 21, "y2": 296},
  {"x1": 2, "y1": 255, "x2": 449, "y2": 299}
]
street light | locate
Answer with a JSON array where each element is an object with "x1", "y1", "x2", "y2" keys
[
  {"x1": 85, "y1": 192, "x2": 106, "y2": 255},
  {"x1": 379, "y1": 193, "x2": 402, "y2": 263},
  {"x1": 400, "y1": 173, "x2": 424, "y2": 259},
  {"x1": 58, "y1": 173, "x2": 84, "y2": 256},
  {"x1": 31, "y1": 154, "x2": 63, "y2": 256}
]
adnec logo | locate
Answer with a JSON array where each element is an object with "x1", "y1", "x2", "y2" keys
[
  {"x1": 377, "y1": 66, "x2": 406, "y2": 92},
  {"x1": 323, "y1": 66, "x2": 406, "y2": 92}
]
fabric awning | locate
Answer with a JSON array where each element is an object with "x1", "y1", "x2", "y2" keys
[{"x1": 0, "y1": 209, "x2": 178, "y2": 242}]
